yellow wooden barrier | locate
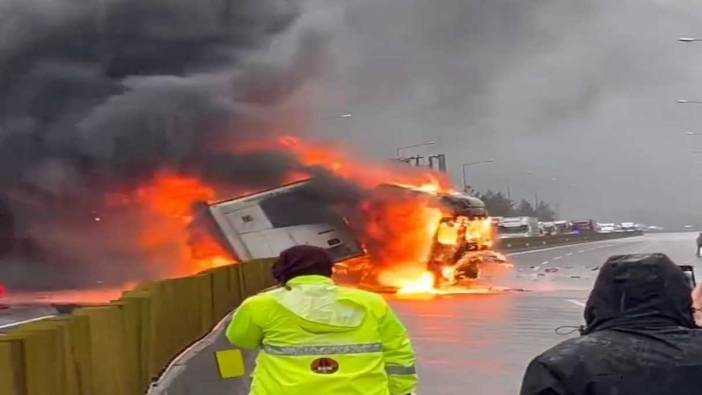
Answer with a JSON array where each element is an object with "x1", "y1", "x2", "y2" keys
[
  {"x1": 2, "y1": 258, "x2": 275, "y2": 395},
  {"x1": 6, "y1": 328, "x2": 58, "y2": 395},
  {"x1": 13, "y1": 319, "x2": 82, "y2": 395},
  {"x1": 0, "y1": 338, "x2": 25, "y2": 395},
  {"x1": 73, "y1": 306, "x2": 131, "y2": 395}
]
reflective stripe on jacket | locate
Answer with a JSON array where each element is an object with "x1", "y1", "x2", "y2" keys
[{"x1": 225, "y1": 275, "x2": 417, "y2": 395}]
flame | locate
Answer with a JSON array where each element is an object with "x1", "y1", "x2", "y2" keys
[
  {"x1": 235, "y1": 135, "x2": 459, "y2": 295},
  {"x1": 131, "y1": 173, "x2": 233, "y2": 275},
  {"x1": 396, "y1": 272, "x2": 437, "y2": 295},
  {"x1": 391, "y1": 182, "x2": 443, "y2": 195},
  {"x1": 364, "y1": 196, "x2": 444, "y2": 277},
  {"x1": 436, "y1": 221, "x2": 460, "y2": 245},
  {"x1": 228, "y1": 135, "x2": 450, "y2": 190},
  {"x1": 93, "y1": 131, "x2": 497, "y2": 292},
  {"x1": 109, "y1": 135, "x2": 453, "y2": 282},
  {"x1": 394, "y1": 270, "x2": 498, "y2": 295}
]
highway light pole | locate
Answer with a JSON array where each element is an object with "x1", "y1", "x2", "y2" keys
[
  {"x1": 395, "y1": 141, "x2": 436, "y2": 158},
  {"x1": 320, "y1": 113, "x2": 354, "y2": 120},
  {"x1": 462, "y1": 160, "x2": 495, "y2": 193}
]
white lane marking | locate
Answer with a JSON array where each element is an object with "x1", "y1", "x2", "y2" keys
[
  {"x1": 0, "y1": 315, "x2": 56, "y2": 330},
  {"x1": 540, "y1": 261, "x2": 550, "y2": 265},
  {"x1": 577, "y1": 250, "x2": 585, "y2": 253},
  {"x1": 147, "y1": 311, "x2": 234, "y2": 394},
  {"x1": 566, "y1": 299, "x2": 586, "y2": 307},
  {"x1": 553, "y1": 256, "x2": 562, "y2": 261},
  {"x1": 566, "y1": 253, "x2": 573, "y2": 256}
]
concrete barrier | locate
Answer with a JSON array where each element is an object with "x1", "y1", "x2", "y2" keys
[{"x1": 0, "y1": 259, "x2": 275, "y2": 395}]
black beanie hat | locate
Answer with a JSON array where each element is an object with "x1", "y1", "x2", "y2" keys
[{"x1": 272, "y1": 245, "x2": 334, "y2": 284}]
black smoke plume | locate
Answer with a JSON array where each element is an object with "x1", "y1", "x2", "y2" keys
[{"x1": 0, "y1": 0, "x2": 346, "y2": 289}]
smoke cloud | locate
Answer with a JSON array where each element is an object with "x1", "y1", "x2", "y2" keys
[
  {"x1": 310, "y1": 0, "x2": 702, "y2": 228},
  {"x1": 0, "y1": 0, "x2": 347, "y2": 289}
]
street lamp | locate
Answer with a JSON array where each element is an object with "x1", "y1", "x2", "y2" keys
[
  {"x1": 320, "y1": 113, "x2": 354, "y2": 120},
  {"x1": 395, "y1": 141, "x2": 436, "y2": 158},
  {"x1": 462, "y1": 160, "x2": 496, "y2": 193},
  {"x1": 679, "y1": 37, "x2": 702, "y2": 42}
]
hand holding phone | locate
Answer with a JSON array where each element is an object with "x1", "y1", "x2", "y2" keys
[{"x1": 680, "y1": 265, "x2": 696, "y2": 289}]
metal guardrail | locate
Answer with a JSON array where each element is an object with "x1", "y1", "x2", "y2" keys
[{"x1": 496, "y1": 231, "x2": 644, "y2": 252}]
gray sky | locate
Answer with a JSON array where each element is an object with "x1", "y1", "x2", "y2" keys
[
  {"x1": 2, "y1": 0, "x2": 702, "y2": 287},
  {"x1": 303, "y1": 0, "x2": 702, "y2": 227}
]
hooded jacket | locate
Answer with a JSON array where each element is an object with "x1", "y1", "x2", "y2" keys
[
  {"x1": 226, "y1": 275, "x2": 417, "y2": 395},
  {"x1": 520, "y1": 253, "x2": 702, "y2": 395}
]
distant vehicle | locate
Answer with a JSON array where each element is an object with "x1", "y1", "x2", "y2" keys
[
  {"x1": 647, "y1": 225, "x2": 665, "y2": 232},
  {"x1": 539, "y1": 221, "x2": 556, "y2": 235},
  {"x1": 498, "y1": 217, "x2": 540, "y2": 238},
  {"x1": 208, "y1": 180, "x2": 363, "y2": 262},
  {"x1": 553, "y1": 220, "x2": 573, "y2": 234},
  {"x1": 571, "y1": 219, "x2": 598, "y2": 233},
  {"x1": 620, "y1": 222, "x2": 637, "y2": 232},
  {"x1": 539, "y1": 221, "x2": 571, "y2": 235},
  {"x1": 598, "y1": 223, "x2": 616, "y2": 233},
  {"x1": 684, "y1": 225, "x2": 695, "y2": 230}
]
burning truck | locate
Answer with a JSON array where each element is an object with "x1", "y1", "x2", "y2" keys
[{"x1": 207, "y1": 179, "x2": 507, "y2": 291}]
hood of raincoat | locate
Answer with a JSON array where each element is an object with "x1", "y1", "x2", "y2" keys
[
  {"x1": 273, "y1": 275, "x2": 367, "y2": 334},
  {"x1": 583, "y1": 253, "x2": 695, "y2": 334}
]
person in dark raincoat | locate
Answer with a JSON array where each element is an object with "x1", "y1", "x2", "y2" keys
[{"x1": 520, "y1": 253, "x2": 702, "y2": 395}]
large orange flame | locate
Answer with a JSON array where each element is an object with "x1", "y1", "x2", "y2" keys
[
  {"x1": 129, "y1": 174, "x2": 233, "y2": 275},
  {"x1": 109, "y1": 134, "x2": 483, "y2": 293}
]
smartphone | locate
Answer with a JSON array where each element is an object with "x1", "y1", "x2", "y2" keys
[{"x1": 680, "y1": 265, "x2": 697, "y2": 289}]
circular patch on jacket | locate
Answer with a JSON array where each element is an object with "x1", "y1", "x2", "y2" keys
[{"x1": 310, "y1": 358, "x2": 339, "y2": 374}]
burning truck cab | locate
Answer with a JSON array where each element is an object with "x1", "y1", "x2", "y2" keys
[{"x1": 374, "y1": 185, "x2": 504, "y2": 288}]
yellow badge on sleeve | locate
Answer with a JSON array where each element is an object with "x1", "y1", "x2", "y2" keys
[{"x1": 215, "y1": 349, "x2": 246, "y2": 379}]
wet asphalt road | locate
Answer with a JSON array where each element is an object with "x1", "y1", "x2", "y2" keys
[
  {"x1": 394, "y1": 232, "x2": 699, "y2": 395},
  {"x1": 0, "y1": 305, "x2": 57, "y2": 332}
]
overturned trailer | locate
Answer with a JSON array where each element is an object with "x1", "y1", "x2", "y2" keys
[{"x1": 208, "y1": 180, "x2": 363, "y2": 263}]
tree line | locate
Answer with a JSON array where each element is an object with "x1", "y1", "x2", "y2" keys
[{"x1": 473, "y1": 190, "x2": 557, "y2": 221}]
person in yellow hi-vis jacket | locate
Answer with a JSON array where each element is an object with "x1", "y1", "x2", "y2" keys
[{"x1": 226, "y1": 245, "x2": 418, "y2": 395}]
